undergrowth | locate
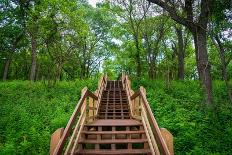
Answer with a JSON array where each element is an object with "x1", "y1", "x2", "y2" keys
[
  {"x1": 0, "y1": 79, "x2": 97, "y2": 155},
  {"x1": 132, "y1": 79, "x2": 232, "y2": 155},
  {"x1": 0, "y1": 79, "x2": 232, "y2": 154}
]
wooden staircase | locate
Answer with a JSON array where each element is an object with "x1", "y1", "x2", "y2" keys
[
  {"x1": 98, "y1": 80, "x2": 130, "y2": 119},
  {"x1": 50, "y1": 74, "x2": 173, "y2": 155}
]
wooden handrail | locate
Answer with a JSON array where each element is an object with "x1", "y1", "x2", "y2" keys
[
  {"x1": 122, "y1": 75, "x2": 171, "y2": 155},
  {"x1": 53, "y1": 88, "x2": 89, "y2": 155},
  {"x1": 139, "y1": 87, "x2": 170, "y2": 155},
  {"x1": 130, "y1": 90, "x2": 140, "y2": 100},
  {"x1": 87, "y1": 90, "x2": 98, "y2": 100},
  {"x1": 53, "y1": 75, "x2": 107, "y2": 155},
  {"x1": 96, "y1": 75, "x2": 107, "y2": 115}
]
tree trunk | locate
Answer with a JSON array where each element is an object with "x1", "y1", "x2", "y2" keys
[
  {"x1": 134, "y1": 35, "x2": 141, "y2": 78},
  {"x1": 29, "y1": 34, "x2": 37, "y2": 81},
  {"x1": 175, "y1": 26, "x2": 185, "y2": 80},
  {"x1": 145, "y1": 33, "x2": 156, "y2": 79},
  {"x1": 149, "y1": 62, "x2": 156, "y2": 79},
  {"x1": 192, "y1": 27, "x2": 213, "y2": 103},
  {"x1": 2, "y1": 35, "x2": 21, "y2": 81},
  {"x1": 214, "y1": 36, "x2": 232, "y2": 102},
  {"x1": 56, "y1": 63, "x2": 63, "y2": 81},
  {"x1": 3, "y1": 59, "x2": 11, "y2": 81}
]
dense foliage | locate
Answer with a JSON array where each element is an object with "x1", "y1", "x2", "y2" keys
[
  {"x1": 0, "y1": 79, "x2": 98, "y2": 154},
  {"x1": 132, "y1": 79, "x2": 232, "y2": 154},
  {"x1": 0, "y1": 79, "x2": 232, "y2": 154}
]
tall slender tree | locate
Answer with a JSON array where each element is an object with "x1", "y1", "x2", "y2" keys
[{"x1": 147, "y1": 0, "x2": 213, "y2": 103}]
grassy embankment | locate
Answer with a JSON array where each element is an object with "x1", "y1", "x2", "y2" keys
[{"x1": 0, "y1": 79, "x2": 231, "y2": 154}]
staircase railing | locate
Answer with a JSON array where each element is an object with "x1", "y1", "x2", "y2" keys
[
  {"x1": 51, "y1": 75, "x2": 107, "y2": 155},
  {"x1": 121, "y1": 74, "x2": 172, "y2": 155}
]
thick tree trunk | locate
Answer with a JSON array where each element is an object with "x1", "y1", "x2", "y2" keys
[
  {"x1": 29, "y1": 34, "x2": 37, "y2": 81},
  {"x1": 176, "y1": 27, "x2": 185, "y2": 80},
  {"x1": 193, "y1": 28, "x2": 213, "y2": 103},
  {"x1": 3, "y1": 59, "x2": 11, "y2": 81}
]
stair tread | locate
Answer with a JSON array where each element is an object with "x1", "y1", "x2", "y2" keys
[
  {"x1": 76, "y1": 149, "x2": 151, "y2": 154},
  {"x1": 82, "y1": 130, "x2": 145, "y2": 134},
  {"x1": 79, "y1": 138, "x2": 148, "y2": 144},
  {"x1": 85, "y1": 119, "x2": 141, "y2": 126}
]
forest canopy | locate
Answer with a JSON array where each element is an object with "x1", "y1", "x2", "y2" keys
[{"x1": 1, "y1": 0, "x2": 231, "y2": 103}]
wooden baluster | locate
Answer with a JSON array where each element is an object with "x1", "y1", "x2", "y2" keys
[
  {"x1": 95, "y1": 126, "x2": 102, "y2": 150},
  {"x1": 135, "y1": 97, "x2": 140, "y2": 117},
  {"x1": 89, "y1": 97, "x2": 94, "y2": 122},
  {"x1": 111, "y1": 126, "x2": 116, "y2": 150}
]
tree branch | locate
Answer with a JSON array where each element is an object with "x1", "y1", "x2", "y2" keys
[{"x1": 147, "y1": 0, "x2": 188, "y2": 27}]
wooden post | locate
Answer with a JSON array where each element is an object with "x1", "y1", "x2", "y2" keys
[
  {"x1": 81, "y1": 87, "x2": 87, "y2": 120},
  {"x1": 140, "y1": 86, "x2": 146, "y2": 96},
  {"x1": 160, "y1": 128, "x2": 174, "y2": 155},
  {"x1": 135, "y1": 97, "x2": 140, "y2": 117},
  {"x1": 98, "y1": 76, "x2": 103, "y2": 90},
  {"x1": 89, "y1": 97, "x2": 94, "y2": 122},
  {"x1": 82, "y1": 87, "x2": 88, "y2": 96},
  {"x1": 50, "y1": 128, "x2": 64, "y2": 155}
]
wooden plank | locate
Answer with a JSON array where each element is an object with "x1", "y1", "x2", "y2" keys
[
  {"x1": 126, "y1": 126, "x2": 132, "y2": 149},
  {"x1": 76, "y1": 149, "x2": 151, "y2": 155},
  {"x1": 85, "y1": 119, "x2": 142, "y2": 126},
  {"x1": 69, "y1": 110, "x2": 86, "y2": 155},
  {"x1": 87, "y1": 90, "x2": 98, "y2": 100},
  {"x1": 50, "y1": 128, "x2": 64, "y2": 155},
  {"x1": 111, "y1": 126, "x2": 116, "y2": 150},
  {"x1": 160, "y1": 128, "x2": 174, "y2": 155},
  {"x1": 88, "y1": 107, "x2": 97, "y2": 110},
  {"x1": 78, "y1": 139, "x2": 148, "y2": 144},
  {"x1": 64, "y1": 103, "x2": 87, "y2": 155},
  {"x1": 139, "y1": 86, "x2": 171, "y2": 155},
  {"x1": 82, "y1": 130, "x2": 145, "y2": 135},
  {"x1": 130, "y1": 90, "x2": 140, "y2": 100},
  {"x1": 95, "y1": 126, "x2": 101, "y2": 150},
  {"x1": 142, "y1": 106, "x2": 160, "y2": 155},
  {"x1": 88, "y1": 97, "x2": 94, "y2": 122}
]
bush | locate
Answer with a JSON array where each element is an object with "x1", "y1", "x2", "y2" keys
[
  {"x1": 0, "y1": 79, "x2": 97, "y2": 155},
  {"x1": 132, "y1": 79, "x2": 232, "y2": 155},
  {"x1": 0, "y1": 79, "x2": 232, "y2": 154}
]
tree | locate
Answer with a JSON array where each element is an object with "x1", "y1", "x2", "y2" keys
[
  {"x1": 209, "y1": 0, "x2": 232, "y2": 102},
  {"x1": 142, "y1": 12, "x2": 168, "y2": 79},
  {"x1": 147, "y1": 0, "x2": 213, "y2": 103},
  {"x1": 112, "y1": 0, "x2": 151, "y2": 78},
  {"x1": 175, "y1": 25, "x2": 184, "y2": 80},
  {"x1": 1, "y1": 0, "x2": 26, "y2": 80}
]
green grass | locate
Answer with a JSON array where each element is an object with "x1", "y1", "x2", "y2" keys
[
  {"x1": 0, "y1": 79, "x2": 97, "y2": 155},
  {"x1": 0, "y1": 79, "x2": 232, "y2": 154},
  {"x1": 132, "y1": 79, "x2": 232, "y2": 155}
]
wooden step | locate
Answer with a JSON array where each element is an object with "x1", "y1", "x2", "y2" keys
[
  {"x1": 99, "y1": 112, "x2": 129, "y2": 114},
  {"x1": 78, "y1": 138, "x2": 148, "y2": 144},
  {"x1": 82, "y1": 130, "x2": 145, "y2": 135},
  {"x1": 98, "y1": 116, "x2": 131, "y2": 119},
  {"x1": 76, "y1": 149, "x2": 151, "y2": 155},
  {"x1": 85, "y1": 119, "x2": 141, "y2": 126}
]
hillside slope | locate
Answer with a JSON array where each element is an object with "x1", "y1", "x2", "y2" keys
[{"x1": 0, "y1": 80, "x2": 231, "y2": 154}]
